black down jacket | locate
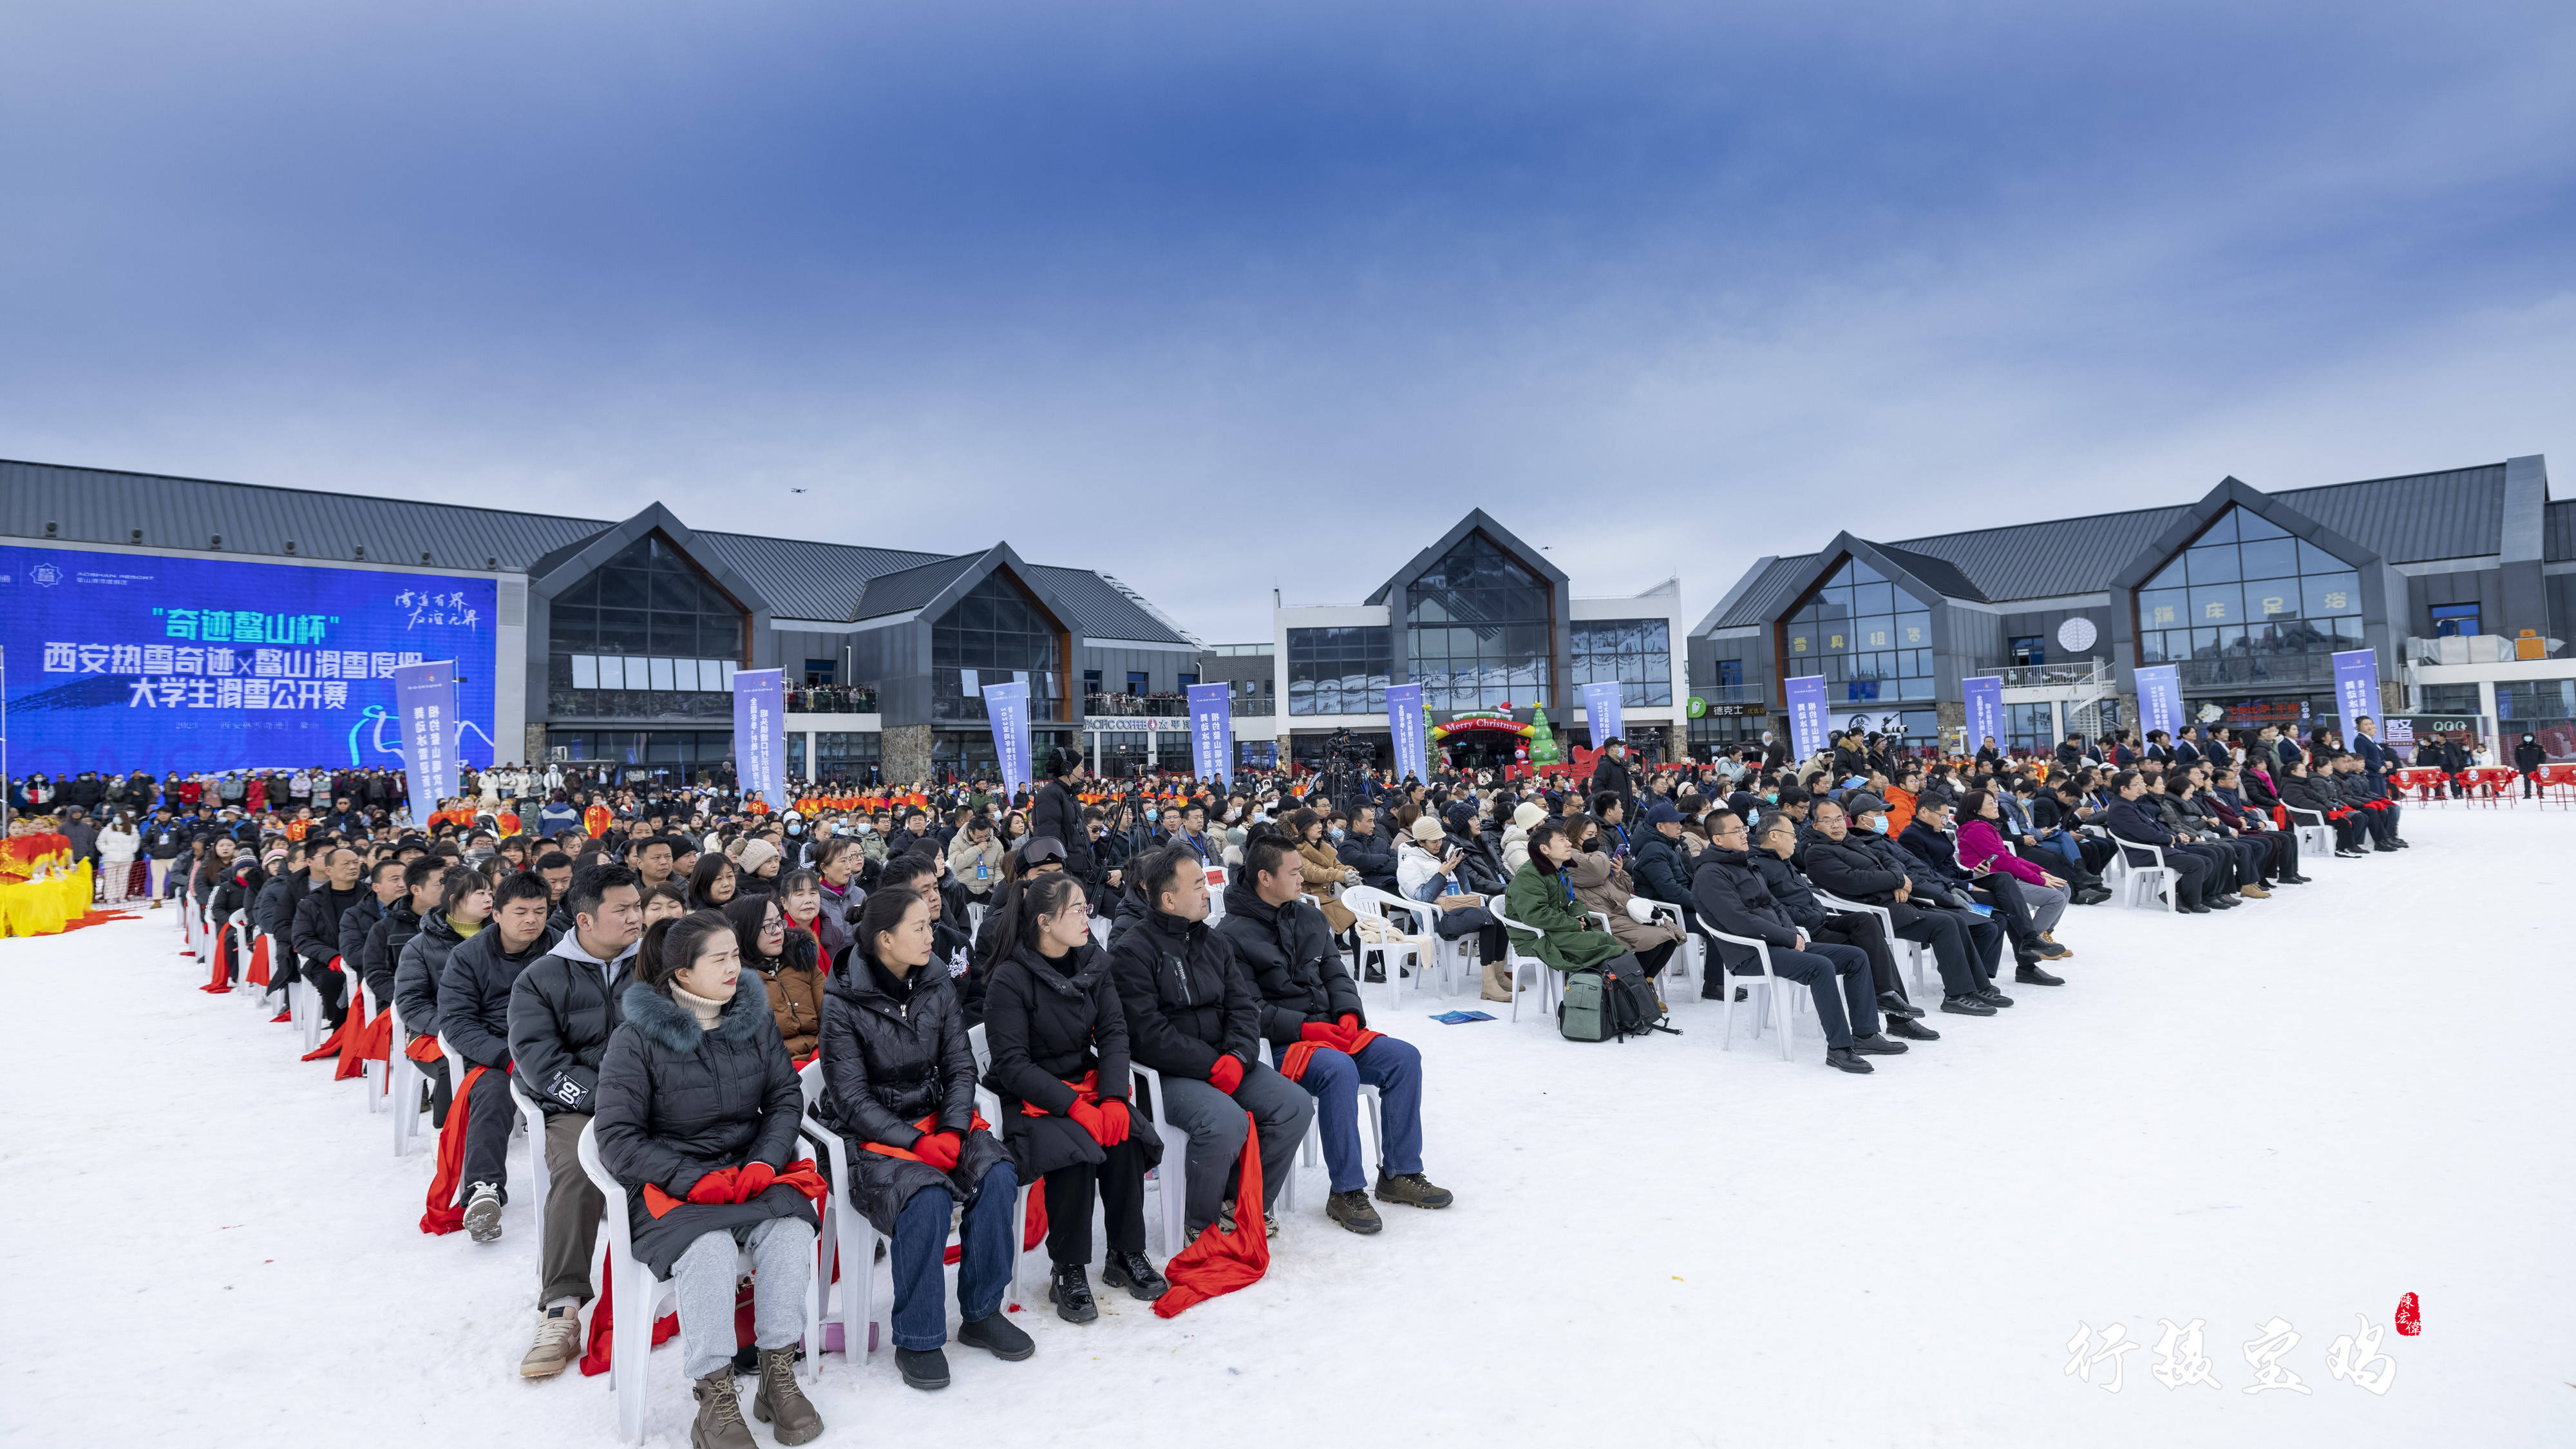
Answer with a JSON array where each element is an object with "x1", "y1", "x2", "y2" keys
[
  {"x1": 292, "y1": 883, "x2": 365, "y2": 971},
  {"x1": 1108, "y1": 904, "x2": 1260, "y2": 1081},
  {"x1": 1748, "y1": 850, "x2": 1833, "y2": 932},
  {"x1": 439, "y1": 923, "x2": 564, "y2": 1070},
  {"x1": 338, "y1": 893, "x2": 388, "y2": 986},
  {"x1": 361, "y1": 900, "x2": 424, "y2": 1009},
  {"x1": 507, "y1": 936, "x2": 642, "y2": 1116},
  {"x1": 980, "y1": 940, "x2": 1161, "y2": 1181},
  {"x1": 1629, "y1": 834, "x2": 1696, "y2": 922},
  {"x1": 1032, "y1": 779, "x2": 1095, "y2": 884},
  {"x1": 393, "y1": 910, "x2": 469, "y2": 1039},
  {"x1": 1689, "y1": 848, "x2": 1801, "y2": 974},
  {"x1": 1213, "y1": 883, "x2": 1364, "y2": 1046},
  {"x1": 815, "y1": 953, "x2": 1011, "y2": 1236},
  {"x1": 593, "y1": 977, "x2": 816, "y2": 1278}
]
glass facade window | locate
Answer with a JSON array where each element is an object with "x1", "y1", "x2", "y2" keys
[
  {"x1": 1287, "y1": 626, "x2": 1391, "y2": 715},
  {"x1": 813, "y1": 730, "x2": 881, "y2": 783},
  {"x1": 545, "y1": 728, "x2": 732, "y2": 778},
  {"x1": 2005, "y1": 702, "x2": 2054, "y2": 754},
  {"x1": 1784, "y1": 556, "x2": 1935, "y2": 737},
  {"x1": 1571, "y1": 618, "x2": 1673, "y2": 707},
  {"x1": 2135, "y1": 508, "x2": 2361, "y2": 681},
  {"x1": 2009, "y1": 636, "x2": 2045, "y2": 666},
  {"x1": 548, "y1": 534, "x2": 744, "y2": 719},
  {"x1": 931, "y1": 573, "x2": 1063, "y2": 723},
  {"x1": 2430, "y1": 603, "x2": 2481, "y2": 637},
  {"x1": 1405, "y1": 533, "x2": 1553, "y2": 709}
]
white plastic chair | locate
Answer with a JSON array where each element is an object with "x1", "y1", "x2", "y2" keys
[
  {"x1": 1628, "y1": 896, "x2": 1700, "y2": 996},
  {"x1": 509, "y1": 1075, "x2": 553, "y2": 1227},
  {"x1": 1122, "y1": 1062, "x2": 1192, "y2": 1254},
  {"x1": 388, "y1": 999, "x2": 428, "y2": 1157},
  {"x1": 1813, "y1": 891, "x2": 1931, "y2": 997},
  {"x1": 794, "y1": 1056, "x2": 1027, "y2": 1379},
  {"x1": 2284, "y1": 806, "x2": 2333, "y2": 863},
  {"x1": 1339, "y1": 886, "x2": 1432, "y2": 1011},
  {"x1": 2107, "y1": 836, "x2": 2179, "y2": 912},
  {"x1": 1088, "y1": 917, "x2": 1111, "y2": 949},
  {"x1": 576, "y1": 1121, "x2": 820, "y2": 1444},
  {"x1": 1490, "y1": 911, "x2": 1562, "y2": 1023},
  {"x1": 1707, "y1": 927, "x2": 1799, "y2": 1060}
]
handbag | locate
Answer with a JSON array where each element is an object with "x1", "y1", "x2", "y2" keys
[{"x1": 1624, "y1": 897, "x2": 1658, "y2": 926}]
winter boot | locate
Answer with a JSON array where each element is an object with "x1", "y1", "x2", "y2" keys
[
  {"x1": 1102, "y1": 1249, "x2": 1168, "y2": 1300},
  {"x1": 1327, "y1": 1189, "x2": 1383, "y2": 1234},
  {"x1": 1374, "y1": 1171, "x2": 1455, "y2": 1209},
  {"x1": 462, "y1": 1183, "x2": 504, "y2": 1244},
  {"x1": 896, "y1": 1347, "x2": 949, "y2": 1390},
  {"x1": 958, "y1": 1312, "x2": 1035, "y2": 1361},
  {"x1": 690, "y1": 1370, "x2": 755, "y2": 1449},
  {"x1": 1049, "y1": 1263, "x2": 1099, "y2": 1323},
  {"x1": 750, "y1": 1347, "x2": 823, "y2": 1445}
]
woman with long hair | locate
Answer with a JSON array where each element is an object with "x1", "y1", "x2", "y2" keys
[
  {"x1": 686, "y1": 853, "x2": 739, "y2": 913},
  {"x1": 978, "y1": 873, "x2": 1166, "y2": 1321},
  {"x1": 726, "y1": 891, "x2": 825, "y2": 1063}
]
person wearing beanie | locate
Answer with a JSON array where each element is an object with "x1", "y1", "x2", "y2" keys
[
  {"x1": 734, "y1": 837, "x2": 783, "y2": 897},
  {"x1": 1499, "y1": 800, "x2": 1547, "y2": 878}
]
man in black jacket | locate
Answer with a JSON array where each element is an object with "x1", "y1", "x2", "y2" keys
[
  {"x1": 291, "y1": 846, "x2": 368, "y2": 1027},
  {"x1": 1032, "y1": 748, "x2": 1097, "y2": 887},
  {"x1": 1895, "y1": 799, "x2": 2067, "y2": 980},
  {"x1": 2105, "y1": 771, "x2": 2221, "y2": 911},
  {"x1": 1215, "y1": 835, "x2": 1448, "y2": 1236},
  {"x1": 1797, "y1": 799, "x2": 2004, "y2": 1014},
  {"x1": 1589, "y1": 739, "x2": 1636, "y2": 815},
  {"x1": 438, "y1": 873, "x2": 562, "y2": 1247},
  {"x1": 505, "y1": 860, "x2": 643, "y2": 1379},
  {"x1": 1629, "y1": 803, "x2": 1696, "y2": 916},
  {"x1": 1337, "y1": 804, "x2": 1398, "y2": 893},
  {"x1": 1108, "y1": 847, "x2": 1313, "y2": 1240},
  {"x1": 1748, "y1": 813, "x2": 1936, "y2": 1039},
  {"x1": 1690, "y1": 813, "x2": 1902, "y2": 1074},
  {"x1": 363, "y1": 856, "x2": 440, "y2": 1019},
  {"x1": 337, "y1": 857, "x2": 406, "y2": 1011}
]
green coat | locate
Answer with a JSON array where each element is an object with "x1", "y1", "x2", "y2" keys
[{"x1": 1501, "y1": 862, "x2": 1627, "y2": 974}]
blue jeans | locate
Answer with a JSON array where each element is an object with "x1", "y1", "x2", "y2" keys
[
  {"x1": 1296, "y1": 1037, "x2": 1425, "y2": 1193},
  {"x1": 888, "y1": 1161, "x2": 1018, "y2": 1352}
]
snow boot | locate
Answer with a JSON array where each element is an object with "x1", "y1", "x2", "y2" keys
[
  {"x1": 1327, "y1": 1189, "x2": 1383, "y2": 1234},
  {"x1": 690, "y1": 1370, "x2": 755, "y2": 1449},
  {"x1": 750, "y1": 1347, "x2": 823, "y2": 1445},
  {"x1": 896, "y1": 1347, "x2": 949, "y2": 1390},
  {"x1": 959, "y1": 1312, "x2": 1034, "y2": 1361},
  {"x1": 1102, "y1": 1249, "x2": 1169, "y2": 1300},
  {"x1": 1374, "y1": 1171, "x2": 1454, "y2": 1209},
  {"x1": 1049, "y1": 1263, "x2": 1099, "y2": 1323}
]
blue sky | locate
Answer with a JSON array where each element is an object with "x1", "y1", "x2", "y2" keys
[{"x1": 4, "y1": 1, "x2": 2571, "y2": 641}]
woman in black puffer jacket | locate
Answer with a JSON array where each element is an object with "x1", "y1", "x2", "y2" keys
[
  {"x1": 816, "y1": 889, "x2": 1025, "y2": 1392},
  {"x1": 593, "y1": 912, "x2": 822, "y2": 1446},
  {"x1": 979, "y1": 873, "x2": 1166, "y2": 1324}
]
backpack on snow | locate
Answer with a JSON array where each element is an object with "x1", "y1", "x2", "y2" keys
[{"x1": 1558, "y1": 961, "x2": 1674, "y2": 1042}]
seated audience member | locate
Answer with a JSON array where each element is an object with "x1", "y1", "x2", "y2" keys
[
  {"x1": 437, "y1": 871, "x2": 562, "y2": 1242},
  {"x1": 1690, "y1": 811, "x2": 1904, "y2": 1074},
  {"x1": 2206, "y1": 767, "x2": 2308, "y2": 886},
  {"x1": 2279, "y1": 759, "x2": 2371, "y2": 857},
  {"x1": 1562, "y1": 816, "x2": 1687, "y2": 980},
  {"x1": 363, "y1": 855, "x2": 442, "y2": 1026},
  {"x1": 2105, "y1": 770, "x2": 2230, "y2": 913},
  {"x1": 1501, "y1": 820, "x2": 1647, "y2": 983},
  {"x1": 1895, "y1": 797, "x2": 2065, "y2": 981},
  {"x1": 1390, "y1": 814, "x2": 1507, "y2": 979},
  {"x1": 1218, "y1": 832, "x2": 1452, "y2": 1236},
  {"x1": 338, "y1": 855, "x2": 407, "y2": 1008},
  {"x1": 593, "y1": 911, "x2": 823, "y2": 1446},
  {"x1": 1337, "y1": 804, "x2": 1399, "y2": 893},
  {"x1": 2146, "y1": 770, "x2": 2255, "y2": 904},
  {"x1": 1796, "y1": 798, "x2": 2008, "y2": 1014},
  {"x1": 2331, "y1": 753, "x2": 2408, "y2": 849},
  {"x1": 727, "y1": 890, "x2": 824, "y2": 1064},
  {"x1": 979, "y1": 872, "x2": 1170, "y2": 1320},
  {"x1": 2173, "y1": 768, "x2": 2279, "y2": 895},
  {"x1": 1109, "y1": 846, "x2": 1316, "y2": 1242},
  {"x1": 506, "y1": 860, "x2": 647, "y2": 1374},
  {"x1": 395, "y1": 866, "x2": 482, "y2": 1121},
  {"x1": 292, "y1": 845, "x2": 368, "y2": 1028},
  {"x1": 1747, "y1": 813, "x2": 1937, "y2": 1039},
  {"x1": 1628, "y1": 802, "x2": 1698, "y2": 922},
  {"x1": 819, "y1": 888, "x2": 1028, "y2": 1390},
  {"x1": 1951, "y1": 790, "x2": 2081, "y2": 958}
]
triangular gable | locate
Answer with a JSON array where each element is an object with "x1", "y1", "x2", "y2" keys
[
  {"x1": 2108, "y1": 477, "x2": 2383, "y2": 592},
  {"x1": 1365, "y1": 509, "x2": 1570, "y2": 607}
]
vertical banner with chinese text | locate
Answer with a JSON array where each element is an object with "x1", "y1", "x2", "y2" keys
[
  {"x1": 1186, "y1": 683, "x2": 1233, "y2": 787},
  {"x1": 392, "y1": 661, "x2": 458, "y2": 820},
  {"x1": 732, "y1": 667, "x2": 784, "y2": 808}
]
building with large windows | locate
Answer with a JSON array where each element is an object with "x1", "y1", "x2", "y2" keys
[
  {"x1": 1690, "y1": 457, "x2": 2576, "y2": 759},
  {"x1": 1266, "y1": 511, "x2": 1687, "y2": 770},
  {"x1": 2, "y1": 457, "x2": 1201, "y2": 782}
]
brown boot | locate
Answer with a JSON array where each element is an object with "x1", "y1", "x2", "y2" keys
[
  {"x1": 751, "y1": 1348, "x2": 824, "y2": 1446},
  {"x1": 690, "y1": 1370, "x2": 755, "y2": 1449},
  {"x1": 2238, "y1": 883, "x2": 2271, "y2": 899}
]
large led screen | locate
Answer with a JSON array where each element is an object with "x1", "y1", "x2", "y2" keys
[{"x1": 1, "y1": 544, "x2": 498, "y2": 778}]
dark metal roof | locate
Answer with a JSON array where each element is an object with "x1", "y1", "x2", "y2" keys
[
  {"x1": 2546, "y1": 500, "x2": 2576, "y2": 562},
  {"x1": 1871, "y1": 543, "x2": 1989, "y2": 603},
  {"x1": 694, "y1": 533, "x2": 947, "y2": 621},
  {"x1": 849, "y1": 556, "x2": 981, "y2": 621},
  {"x1": 0, "y1": 457, "x2": 611, "y2": 568},
  {"x1": 1714, "y1": 554, "x2": 1819, "y2": 629},
  {"x1": 1026, "y1": 565, "x2": 1193, "y2": 644},
  {"x1": 2269, "y1": 464, "x2": 2510, "y2": 563},
  {"x1": 1879, "y1": 505, "x2": 2195, "y2": 603}
]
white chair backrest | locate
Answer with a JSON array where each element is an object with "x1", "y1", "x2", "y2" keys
[
  {"x1": 797, "y1": 1057, "x2": 824, "y2": 1112},
  {"x1": 967, "y1": 1021, "x2": 991, "y2": 1075}
]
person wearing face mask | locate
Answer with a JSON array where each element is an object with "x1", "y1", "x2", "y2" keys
[
  {"x1": 1502, "y1": 820, "x2": 1644, "y2": 983},
  {"x1": 819, "y1": 887, "x2": 1028, "y2": 1391},
  {"x1": 1795, "y1": 797, "x2": 2007, "y2": 1014},
  {"x1": 1692, "y1": 810, "x2": 1902, "y2": 1073},
  {"x1": 2515, "y1": 732, "x2": 2546, "y2": 798},
  {"x1": 594, "y1": 911, "x2": 824, "y2": 1446},
  {"x1": 980, "y1": 872, "x2": 1168, "y2": 1320}
]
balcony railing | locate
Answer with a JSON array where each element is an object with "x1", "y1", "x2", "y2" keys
[
  {"x1": 2170, "y1": 653, "x2": 2336, "y2": 688},
  {"x1": 1085, "y1": 692, "x2": 1188, "y2": 717},
  {"x1": 1232, "y1": 697, "x2": 1276, "y2": 717},
  {"x1": 1977, "y1": 659, "x2": 2110, "y2": 690},
  {"x1": 1689, "y1": 683, "x2": 1770, "y2": 705},
  {"x1": 786, "y1": 685, "x2": 878, "y2": 714}
]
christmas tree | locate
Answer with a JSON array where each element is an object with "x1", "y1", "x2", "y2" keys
[{"x1": 1526, "y1": 705, "x2": 1561, "y2": 765}]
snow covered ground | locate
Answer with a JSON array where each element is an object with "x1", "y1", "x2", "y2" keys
[{"x1": 3, "y1": 804, "x2": 2569, "y2": 1447}]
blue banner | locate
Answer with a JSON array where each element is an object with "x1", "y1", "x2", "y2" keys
[
  {"x1": 392, "y1": 661, "x2": 459, "y2": 822},
  {"x1": 981, "y1": 679, "x2": 1032, "y2": 795},
  {"x1": 1385, "y1": 683, "x2": 1428, "y2": 783},
  {"x1": 0, "y1": 542, "x2": 497, "y2": 776},
  {"x1": 1580, "y1": 680, "x2": 1626, "y2": 750},
  {"x1": 1962, "y1": 676, "x2": 2003, "y2": 753},
  {"x1": 2332, "y1": 648, "x2": 2380, "y2": 730},
  {"x1": 2135, "y1": 665, "x2": 2183, "y2": 741},
  {"x1": 1785, "y1": 675, "x2": 1829, "y2": 761},
  {"x1": 1186, "y1": 683, "x2": 1233, "y2": 786},
  {"x1": 732, "y1": 667, "x2": 784, "y2": 809}
]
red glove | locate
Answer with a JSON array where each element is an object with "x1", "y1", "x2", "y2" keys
[
  {"x1": 1338, "y1": 1013, "x2": 1361, "y2": 1032},
  {"x1": 1299, "y1": 1021, "x2": 1343, "y2": 1045},
  {"x1": 734, "y1": 1162, "x2": 777, "y2": 1198},
  {"x1": 912, "y1": 1132, "x2": 962, "y2": 1172},
  {"x1": 1207, "y1": 1054, "x2": 1244, "y2": 1094},
  {"x1": 1066, "y1": 1097, "x2": 1107, "y2": 1140},
  {"x1": 685, "y1": 1167, "x2": 740, "y2": 1205},
  {"x1": 1095, "y1": 1099, "x2": 1130, "y2": 1147}
]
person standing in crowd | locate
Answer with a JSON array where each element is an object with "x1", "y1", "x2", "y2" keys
[
  {"x1": 96, "y1": 811, "x2": 140, "y2": 905},
  {"x1": 1110, "y1": 846, "x2": 1314, "y2": 1242},
  {"x1": 979, "y1": 871, "x2": 1168, "y2": 1320},
  {"x1": 1219, "y1": 833, "x2": 1450, "y2": 1235},
  {"x1": 592, "y1": 911, "x2": 824, "y2": 1447},
  {"x1": 1032, "y1": 748, "x2": 1095, "y2": 887},
  {"x1": 817, "y1": 888, "x2": 1030, "y2": 1392},
  {"x1": 2515, "y1": 731, "x2": 2547, "y2": 797},
  {"x1": 142, "y1": 806, "x2": 186, "y2": 907}
]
